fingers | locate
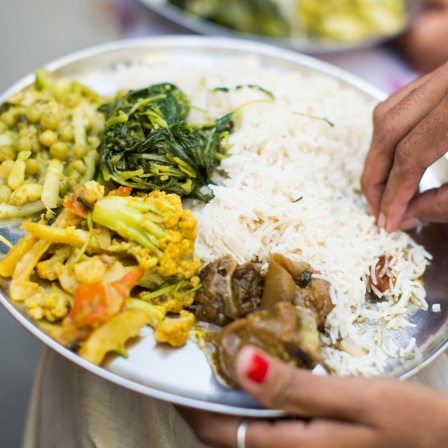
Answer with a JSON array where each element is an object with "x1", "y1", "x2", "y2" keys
[
  {"x1": 245, "y1": 419, "x2": 376, "y2": 448},
  {"x1": 361, "y1": 62, "x2": 448, "y2": 228},
  {"x1": 379, "y1": 95, "x2": 448, "y2": 231},
  {"x1": 400, "y1": 183, "x2": 448, "y2": 229},
  {"x1": 234, "y1": 346, "x2": 372, "y2": 422},
  {"x1": 176, "y1": 405, "x2": 241, "y2": 448}
]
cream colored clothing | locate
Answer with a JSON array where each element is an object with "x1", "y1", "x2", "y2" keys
[
  {"x1": 23, "y1": 349, "x2": 210, "y2": 448},
  {"x1": 23, "y1": 349, "x2": 448, "y2": 448}
]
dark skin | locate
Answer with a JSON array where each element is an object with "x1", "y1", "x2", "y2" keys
[
  {"x1": 361, "y1": 59, "x2": 448, "y2": 232},
  {"x1": 177, "y1": 347, "x2": 448, "y2": 448}
]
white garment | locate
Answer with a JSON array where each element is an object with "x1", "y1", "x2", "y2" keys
[{"x1": 23, "y1": 348, "x2": 448, "y2": 448}]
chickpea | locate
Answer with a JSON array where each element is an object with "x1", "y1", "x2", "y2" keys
[
  {"x1": 49, "y1": 141, "x2": 69, "y2": 161},
  {"x1": 0, "y1": 145, "x2": 16, "y2": 162},
  {"x1": 0, "y1": 185, "x2": 12, "y2": 203},
  {"x1": 40, "y1": 110, "x2": 59, "y2": 131},
  {"x1": 26, "y1": 106, "x2": 42, "y2": 124},
  {"x1": 59, "y1": 125, "x2": 74, "y2": 142},
  {"x1": 25, "y1": 158, "x2": 40, "y2": 175},
  {"x1": 0, "y1": 122, "x2": 6, "y2": 133},
  {"x1": 1, "y1": 111, "x2": 15, "y2": 128},
  {"x1": 39, "y1": 130, "x2": 57, "y2": 147},
  {"x1": 15, "y1": 136, "x2": 32, "y2": 153},
  {"x1": 72, "y1": 143, "x2": 87, "y2": 159}
]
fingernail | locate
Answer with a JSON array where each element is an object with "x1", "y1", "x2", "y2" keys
[
  {"x1": 377, "y1": 212, "x2": 386, "y2": 230},
  {"x1": 399, "y1": 217, "x2": 422, "y2": 231},
  {"x1": 245, "y1": 352, "x2": 270, "y2": 384}
]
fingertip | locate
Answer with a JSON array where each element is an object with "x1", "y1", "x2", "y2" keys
[
  {"x1": 399, "y1": 217, "x2": 422, "y2": 231},
  {"x1": 235, "y1": 346, "x2": 271, "y2": 385}
]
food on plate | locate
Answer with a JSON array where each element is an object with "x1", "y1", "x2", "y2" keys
[
  {"x1": 0, "y1": 58, "x2": 431, "y2": 380},
  {"x1": 98, "y1": 83, "x2": 234, "y2": 201},
  {"x1": 298, "y1": 0, "x2": 406, "y2": 43},
  {"x1": 167, "y1": 0, "x2": 407, "y2": 43},
  {"x1": 194, "y1": 255, "x2": 264, "y2": 326},
  {"x1": 206, "y1": 301, "x2": 322, "y2": 388},
  {"x1": 169, "y1": 0, "x2": 290, "y2": 37},
  {"x1": 0, "y1": 70, "x2": 105, "y2": 219},
  {"x1": 194, "y1": 254, "x2": 329, "y2": 387},
  {"x1": 0, "y1": 180, "x2": 201, "y2": 363}
]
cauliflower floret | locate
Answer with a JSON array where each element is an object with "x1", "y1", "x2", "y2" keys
[
  {"x1": 154, "y1": 310, "x2": 195, "y2": 347},
  {"x1": 36, "y1": 246, "x2": 72, "y2": 281},
  {"x1": 25, "y1": 284, "x2": 72, "y2": 322}
]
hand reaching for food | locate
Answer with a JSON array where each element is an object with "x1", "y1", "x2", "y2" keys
[
  {"x1": 361, "y1": 60, "x2": 448, "y2": 233},
  {"x1": 178, "y1": 346, "x2": 448, "y2": 448}
]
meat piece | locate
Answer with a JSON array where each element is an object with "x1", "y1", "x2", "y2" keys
[
  {"x1": 293, "y1": 278, "x2": 334, "y2": 330},
  {"x1": 261, "y1": 254, "x2": 334, "y2": 329},
  {"x1": 216, "y1": 302, "x2": 322, "y2": 387},
  {"x1": 194, "y1": 256, "x2": 263, "y2": 326}
]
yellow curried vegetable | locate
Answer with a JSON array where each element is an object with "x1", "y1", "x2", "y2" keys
[
  {"x1": 0, "y1": 70, "x2": 105, "y2": 218},
  {"x1": 78, "y1": 309, "x2": 149, "y2": 365}
]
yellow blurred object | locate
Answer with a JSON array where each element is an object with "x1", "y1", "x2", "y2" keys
[{"x1": 298, "y1": 0, "x2": 406, "y2": 43}]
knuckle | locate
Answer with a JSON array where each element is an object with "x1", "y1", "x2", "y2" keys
[
  {"x1": 393, "y1": 141, "x2": 417, "y2": 175},
  {"x1": 373, "y1": 102, "x2": 388, "y2": 126}
]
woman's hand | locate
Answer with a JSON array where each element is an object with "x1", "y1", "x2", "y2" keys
[
  {"x1": 360, "y1": 60, "x2": 448, "y2": 233},
  {"x1": 178, "y1": 346, "x2": 448, "y2": 448}
]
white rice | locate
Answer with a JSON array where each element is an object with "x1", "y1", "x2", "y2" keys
[{"x1": 109, "y1": 56, "x2": 430, "y2": 377}]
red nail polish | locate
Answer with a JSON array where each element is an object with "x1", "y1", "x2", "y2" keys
[{"x1": 246, "y1": 352, "x2": 269, "y2": 384}]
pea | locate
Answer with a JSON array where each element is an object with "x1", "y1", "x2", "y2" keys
[
  {"x1": 65, "y1": 93, "x2": 80, "y2": 108},
  {"x1": 40, "y1": 110, "x2": 59, "y2": 131},
  {"x1": 1, "y1": 112, "x2": 15, "y2": 128},
  {"x1": 0, "y1": 145, "x2": 16, "y2": 162},
  {"x1": 49, "y1": 141, "x2": 69, "y2": 161},
  {"x1": 26, "y1": 106, "x2": 42, "y2": 124},
  {"x1": 59, "y1": 125, "x2": 74, "y2": 142},
  {"x1": 25, "y1": 158, "x2": 40, "y2": 175},
  {"x1": 0, "y1": 185, "x2": 12, "y2": 203},
  {"x1": 72, "y1": 143, "x2": 87, "y2": 159},
  {"x1": 39, "y1": 130, "x2": 57, "y2": 147},
  {"x1": 15, "y1": 136, "x2": 32, "y2": 153}
]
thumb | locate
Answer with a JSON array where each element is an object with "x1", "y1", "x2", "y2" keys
[
  {"x1": 234, "y1": 346, "x2": 371, "y2": 421},
  {"x1": 400, "y1": 183, "x2": 448, "y2": 230}
]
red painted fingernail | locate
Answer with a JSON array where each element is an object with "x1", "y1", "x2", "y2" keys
[{"x1": 246, "y1": 352, "x2": 270, "y2": 384}]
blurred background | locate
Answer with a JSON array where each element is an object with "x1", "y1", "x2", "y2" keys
[{"x1": 0, "y1": 0, "x2": 445, "y2": 446}]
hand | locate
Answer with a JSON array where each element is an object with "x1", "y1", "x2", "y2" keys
[
  {"x1": 360, "y1": 60, "x2": 448, "y2": 233},
  {"x1": 178, "y1": 346, "x2": 448, "y2": 448},
  {"x1": 393, "y1": 0, "x2": 448, "y2": 73}
]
